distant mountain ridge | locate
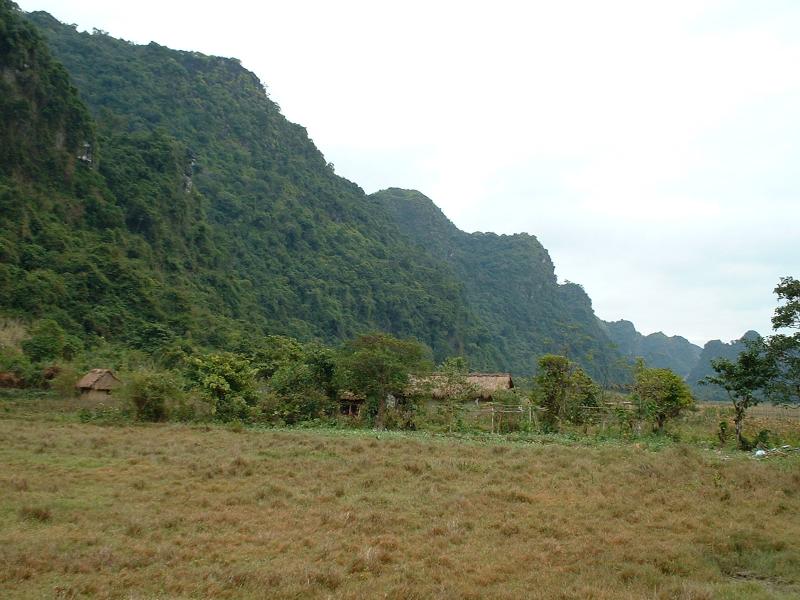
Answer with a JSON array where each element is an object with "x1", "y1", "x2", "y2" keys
[{"x1": 600, "y1": 319, "x2": 702, "y2": 378}]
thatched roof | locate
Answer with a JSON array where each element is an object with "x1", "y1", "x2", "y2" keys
[
  {"x1": 75, "y1": 369, "x2": 121, "y2": 391},
  {"x1": 414, "y1": 372, "x2": 514, "y2": 400},
  {"x1": 466, "y1": 373, "x2": 514, "y2": 400}
]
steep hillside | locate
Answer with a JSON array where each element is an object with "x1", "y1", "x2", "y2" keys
[
  {"x1": 2, "y1": 5, "x2": 487, "y2": 358},
  {"x1": 2, "y1": 6, "x2": 654, "y2": 380},
  {"x1": 687, "y1": 331, "x2": 761, "y2": 400},
  {"x1": 1, "y1": 1, "x2": 218, "y2": 343},
  {"x1": 372, "y1": 188, "x2": 627, "y2": 382},
  {"x1": 601, "y1": 320, "x2": 702, "y2": 378}
]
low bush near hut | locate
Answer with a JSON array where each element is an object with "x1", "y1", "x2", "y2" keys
[
  {"x1": 187, "y1": 353, "x2": 258, "y2": 422},
  {"x1": 122, "y1": 368, "x2": 186, "y2": 422}
]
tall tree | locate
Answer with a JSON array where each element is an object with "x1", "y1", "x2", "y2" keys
[
  {"x1": 334, "y1": 333, "x2": 431, "y2": 429},
  {"x1": 435, "y1": 356, "x2": 477, "y2": 432},
  {"x1": 765, "y1": 276, "x2": 800, "y2": 404},
  {"x1": 702, "y1": 341, "x2": 775, "y2": 449}
]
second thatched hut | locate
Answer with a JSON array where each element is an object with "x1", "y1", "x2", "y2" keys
[{"x1": 75, "y1": 369, "x2": 121, "y2": 401}]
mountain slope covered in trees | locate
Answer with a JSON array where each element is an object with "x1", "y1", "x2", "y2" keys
[
  {"x1": 3, "y1": 4, "x2": 489, "y2": 360},
  {"x1": 1, "y1": 4, "x2": 711, "y2": 381}
]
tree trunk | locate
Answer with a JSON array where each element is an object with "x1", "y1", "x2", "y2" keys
[
  {"x1": 375, "y1": 396, "x2": 386, "y2": 430},
  {"x1": 733, "y1": 403, "x2": 746, "y2": 449},
  {"x1": 655, "y1": 414, "x2": 665, "y2": 433}
]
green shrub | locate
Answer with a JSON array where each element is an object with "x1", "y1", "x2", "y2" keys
[
  {"x1": 187, "y1": 353, "x2": 258, "y2": 422},
  {"x1": 264, "y1": 362, "x2": 335, "y2": 424},
  {"x1": 21, "y1": 319, "x2": 66, "y2": 363},
  {"x1": 49, "y1": 363, "x2": 81, "y2": 398},
  {"x1": 123, "y1": 368, "x2": 185, "y2": 422},
  {"x1": 0, "y1": 346, "x2": 36, "y2": 386}
]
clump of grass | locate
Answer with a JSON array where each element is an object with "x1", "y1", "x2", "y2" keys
[
  {"x1": 306, "y1": 568, "x2": 342, "y2": 591},
  {"x1": 19, "y1": 506, "x2": 52, "y2": 522},
  {"x1": 10, "y1": 478, "x2": 29, "y2": 491}
]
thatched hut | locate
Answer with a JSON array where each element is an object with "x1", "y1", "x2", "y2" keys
[
  {"x1": 75, "y1": 369, "x2": 121, "y2": 401},
  {"x1": 413, "y1": 372, "x2": 514, "y2": 402},
  {"x1": 338, "y1": 391, "x2": 364, "y2": 416}
]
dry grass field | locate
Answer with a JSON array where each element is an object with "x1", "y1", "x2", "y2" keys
[{"x1": 1, "y1": 397, "x2": 799, "y2": 599}]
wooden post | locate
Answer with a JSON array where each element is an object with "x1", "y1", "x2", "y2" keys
[{"x1": 491, "y1": 405, "x2": 495, "y2": 434}]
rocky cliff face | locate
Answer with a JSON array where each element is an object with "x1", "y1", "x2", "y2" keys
[{"x1": 372, "y1": 188, "x2": 627, "y2": 382}]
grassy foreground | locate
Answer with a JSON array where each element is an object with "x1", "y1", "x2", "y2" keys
[{"x1": 1, "y1": 406, "x2": 799, "y2": 598}]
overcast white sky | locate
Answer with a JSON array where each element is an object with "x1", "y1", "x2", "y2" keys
[{"x1": 17, "y1": 0, "x2": 800, "y2": 345}]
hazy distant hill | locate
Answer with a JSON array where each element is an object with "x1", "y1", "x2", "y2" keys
[{"x1": 601, "y1": 320, "x2": 702, "y2": 378}]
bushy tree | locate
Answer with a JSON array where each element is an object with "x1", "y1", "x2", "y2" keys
[
  {"x1": 123, "y1": 368, "x2": 185, "y2": 422},
  {"x1": 188, "y1": 352, "x2": 258, "y2": 422},
  {"x1": 534, "y1": 354, "x2": 601, "y2": 428},
  {"x1": 301, "y1": 342, "x2": 337, "y2": 398},
  {"x1": 334, "y1": 333, "x2": 431, "y2": 429},
  {"x1": 535, "y1": 354, "x2": 570, "y2": 427},
  {"x1": 567, "y1": 367, "x2": 602, "y2": 424},
  {"x1": 264, "y1": 361, "x2": 334, "y2": 424},
  {"x1": 632, "y1": 360, "x2": 694, "y2": 432},
  {"x1": 248, "y1": 335, "x2": 305, "y2": 380}
]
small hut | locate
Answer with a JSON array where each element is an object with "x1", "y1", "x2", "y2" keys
[
  {"x1": 338, "y1": 391, "x2": 364, "y2": 416},
  {"x1": 75, "y1": 369, "x2": 121, "y2": 401}
]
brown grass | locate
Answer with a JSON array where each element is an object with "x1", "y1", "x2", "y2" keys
[{"x1": 0, "y1": 413, "x2": 799, "y2": 599}]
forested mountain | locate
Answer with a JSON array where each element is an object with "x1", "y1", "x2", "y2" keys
[
  {"x1": 601, "y1": 320, "x2": 702, "y2": 378},
  {"x1": 3, "y1": 3, "x2": 488, "y2": 360},
  {"x1": 687, "y1": 331, "x2": 761, "y2": 400},
  {"x1": 372, "y1": 188, "x2": 627, "y2": 382},
  {"x1": 1, "y1": 3, "x2": 686, "y2": 381}
]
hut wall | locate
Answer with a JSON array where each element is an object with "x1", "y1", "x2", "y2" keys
[{"x1": 81, "y1": 389, "x2": 112, "y2": 402}]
